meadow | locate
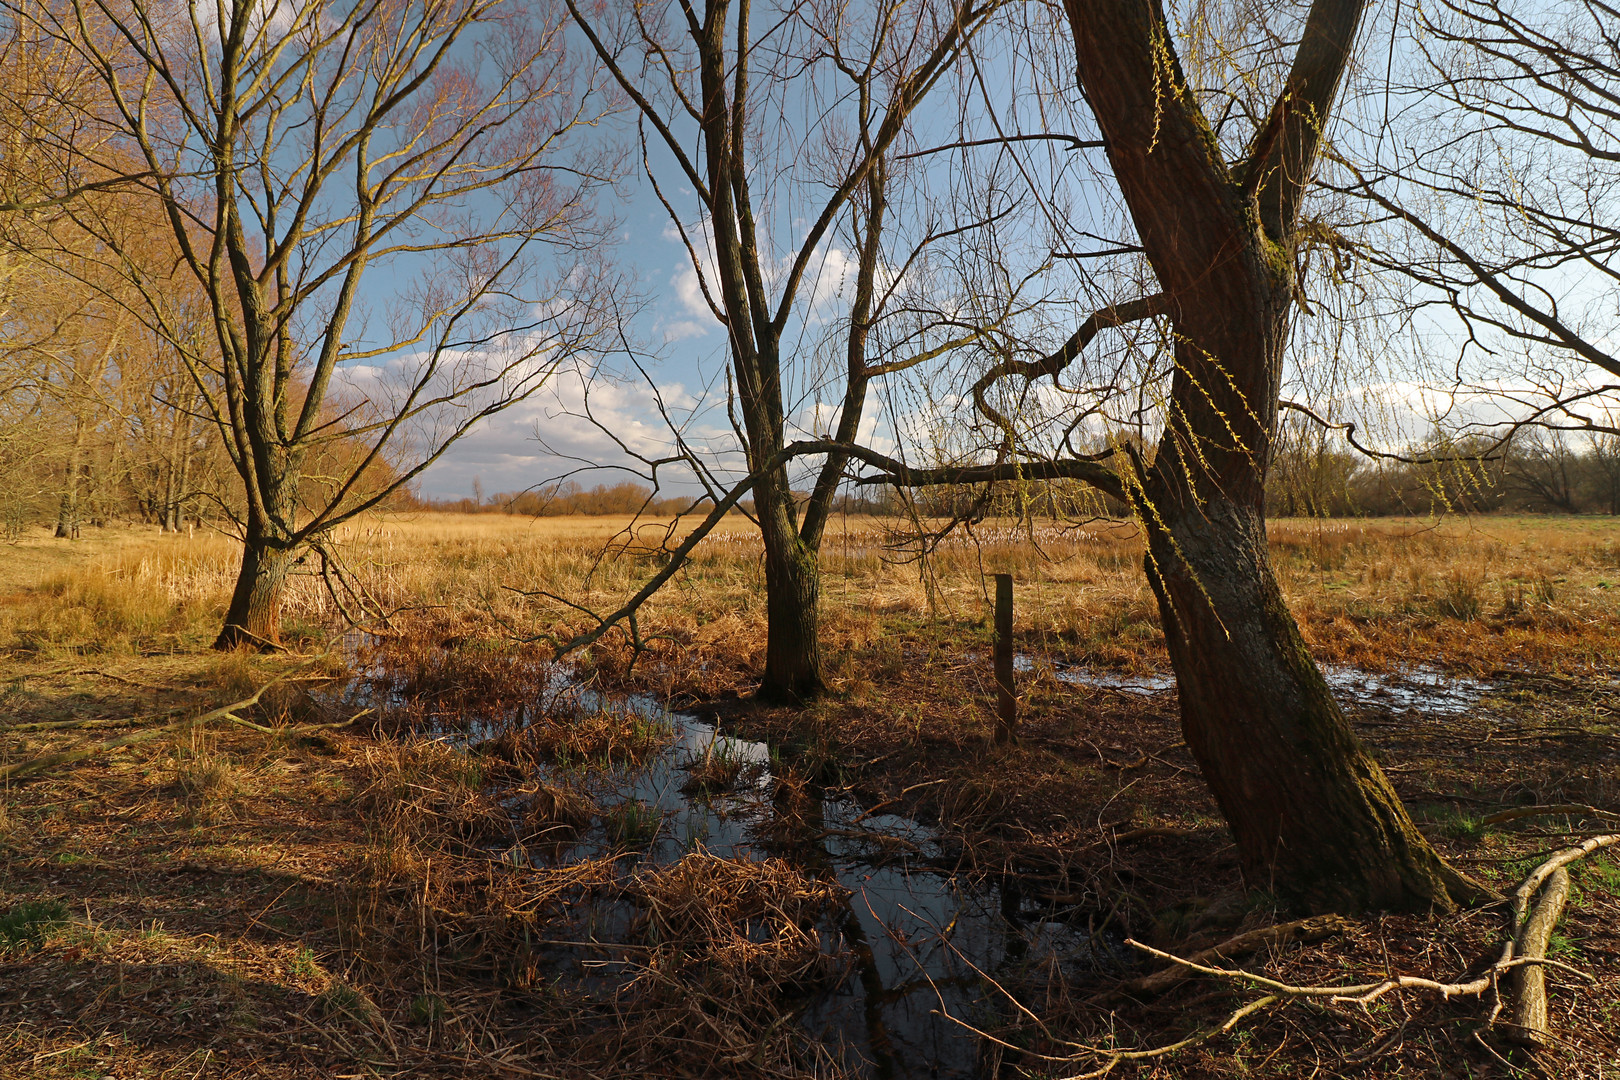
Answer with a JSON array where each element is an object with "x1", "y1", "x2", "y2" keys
[{"x1": 0, "y1": 512, "x2": 1617, "y2": 1078}]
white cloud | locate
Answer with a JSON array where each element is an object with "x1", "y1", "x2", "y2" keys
[{"x1": 412, "y1": 361, "x2": 740, "y2": 498}]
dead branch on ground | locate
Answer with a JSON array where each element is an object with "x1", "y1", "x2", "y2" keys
[
  {"x1": 0, "y1": 677, "x2": 364, "y2": 781},
  {"x1": 937, "y1": 835, "x2": 1619, "y2": 1077}
]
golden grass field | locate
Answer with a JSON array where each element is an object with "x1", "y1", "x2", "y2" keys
[
  {"x1": 1, "y1": 511, "x2": 1618, "y2": 1079},
  {"x1": 5, "y1": 510, "x2": 1618, "y2": 677}
]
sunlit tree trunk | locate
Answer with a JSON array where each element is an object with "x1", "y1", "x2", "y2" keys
[
  {"x1": 53, "y1": 419, "x2": 86, "y2": 538},
  {"x1": 755, "y1": 473, "x2": 824, "y2": 702},
  {"x1": 1141, "y1": 351, "x2": 1476, "y2": 912},
  {"x1": 214, "y1": 472, "x2": 298, "y2": 649}
]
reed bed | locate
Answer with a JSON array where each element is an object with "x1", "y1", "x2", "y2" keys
[{"x1": 7, "y1": 513, "x2": 1617, "y2": 680}]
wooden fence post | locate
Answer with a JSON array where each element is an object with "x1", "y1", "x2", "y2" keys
[{"x1": 994, "y1": 573, "x2": 1016, "y2": 744}]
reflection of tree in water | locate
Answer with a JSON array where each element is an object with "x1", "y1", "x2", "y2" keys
[
  {"x1": 495, "y1": 694, "x2": 1106, "y2": 1078},
  {"x1": 761, "y1": 764, "x2": 1100, "y2": 1079}
]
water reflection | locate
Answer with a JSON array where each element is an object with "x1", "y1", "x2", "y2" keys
[
  {"x1": 478, "y1": 683, "x2": 1117, "y2": 1079},
  {"x1": 1014, "y1": 653, "x2": 1495, "y2": 715}
]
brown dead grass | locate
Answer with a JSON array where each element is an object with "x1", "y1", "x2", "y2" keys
[{"x1": 1, "y1": 512, "x2": 1618, "y2": 1077}]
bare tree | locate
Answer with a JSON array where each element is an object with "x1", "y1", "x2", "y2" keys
[
  {"x1": 10, "y1": 0, "x2": 617, "y2": 647},
  {"x1": 1506, "y1": 428, "x2": 1581, "y2": 513},
  {"x1": 0, "y1": 14, "x2": 148, "y2": 215},
  {"x1": 1332, "y1": 0, "x2": 1620, "y2": 449},
  {"x1": 565, "y1": 0, "x2": 1004, "y2": 701}
]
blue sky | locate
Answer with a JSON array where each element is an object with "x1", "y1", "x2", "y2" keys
[{"x1": 399, "y1": 0, "x2": 1620, "y2": 500}]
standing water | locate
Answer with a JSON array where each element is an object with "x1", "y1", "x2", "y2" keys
[{"x1": 452, "y1": 677, "x2": 1120, "y2": 1079}]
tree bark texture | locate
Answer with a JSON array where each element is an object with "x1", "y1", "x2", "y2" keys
[
  {"x1": 1066, "y1": 0, "x2": 1477, "y2": 911},
  {"x1": 753, "y1": 458, "x2": 825, "y2": 702},
  {"x1": 1141, "y1": 494, "x2": 1474, "y2": 911},
  {"x1": 214, "y1": 518, "x2": 295, "y2": 650},
  {"x1": 214, "y1": 459, "x2": 301, "y2": 650}
]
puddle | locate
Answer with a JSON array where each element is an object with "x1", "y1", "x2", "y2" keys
[
  {"x1": 344, "y1": 640, "x2": 1491, "y2": 1076},
  {"x1": 1016, "y1": 654, "x2": 1494, "y2": 715},
  {"x1": 379, "y1": 672, "x2": 1125, "y2": 1079},
  {"x1": 1318, "y1": 664, "x2": 1494, "y2": 717}
]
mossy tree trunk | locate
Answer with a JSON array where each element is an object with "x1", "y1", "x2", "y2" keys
[
  {"x1": 1065, "y1": 0, "x2": 1481, "y2": 911},
  {"x1": 1141, "y1": 458, "x2": 1478, "y2": 911}
]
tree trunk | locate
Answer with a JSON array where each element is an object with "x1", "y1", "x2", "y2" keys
[
  {"x1": 1057, "y1": 0, "x2": 1482, "y2": 913},
  {"x1": 1129, "y1": 296, "x2": 1479, "y2": 913},
  {"x1": 162, "y1": 405, "x2": 196, "y2": 533},
  {"x1": 55, "y1": 420, "x2": 86, "y2": 539},
  {"x1": 1140, "y1": 487, "x2": 1478, "y2": 911},
  {"x1": 755, "y1": 472, "x2": 824, "y2": 703},
  {"x1": 214, "y1": 518, "x2": 295, "y2": 650}
]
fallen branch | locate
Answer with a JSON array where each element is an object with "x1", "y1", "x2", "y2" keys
[
  {"x1": 1481, "y1": 804, "x2": 1620, "y2": 827},
  {"x1": 1505, "y1": 867, "x2": 1570, "y2": 1048},
  {"x1": 225, "y1": 711, "x2": 370, "y2": 736},
  {"x1": 0, "y1": 688, "x2": 275, "y2": 782},
  {"x1": 986, "y1": 834, "x2": 1620, "y2": 1075},
  {"x1": 0, "y1": 678, "x2": 358, "y2": 782},
  {"x1": 1113, "y1": 915, "x2": 1356, "y2": 998},
  {"x1": 1053, "y1": 995, "x2": 1282, "y2": 1079},
  {"x1": 2, "y1": 711, "x2": 184, "y2": 733}
]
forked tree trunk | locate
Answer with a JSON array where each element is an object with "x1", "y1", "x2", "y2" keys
[
  {"x1": 1140, "y1": 481, "x2": 1479, "y2": 911},
  {"x1": 214, "y1": 518, "x2": 295, "y2": 650},
  {"x1": 1061, "y1": 0, "x2": 1484, "y2": 913},
  {"x1": 755, "y1": 472, "x2": 825, "y2": 703}
]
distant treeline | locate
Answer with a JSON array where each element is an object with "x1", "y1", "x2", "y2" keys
[
  {"x1": 405, "y1": 481, "x2": 713, "y2": 517},
  {"x1": 1266, "y1": 427, "x2": 1620, "y2": 517},
  {"x1": 405, "y1": 480, "x2": 903, "y2": 518},
  {"x1": 408, "y1": 428, "x2": 1620, "y2": 523}
]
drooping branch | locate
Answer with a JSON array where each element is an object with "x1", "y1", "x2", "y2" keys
[
  {"x1": 1279, "y1": 398, "x2": 1514, "y2": 464},
  {"x1": 1330, "y1": 162, "x2": 1620, "y2": 383}
]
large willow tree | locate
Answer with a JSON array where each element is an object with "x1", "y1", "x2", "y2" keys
[{"x1": 964, "y1": 0, "x2": 1487, "y2": 911}]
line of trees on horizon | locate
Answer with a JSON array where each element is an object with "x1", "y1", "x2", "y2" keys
[{"x1": 399, "y1": 422, "x2": 1620, "y2": 525}]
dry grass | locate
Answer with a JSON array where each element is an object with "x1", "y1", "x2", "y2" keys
[
  {"x1": 172, "y1": 732, "x2": 244, "y2": 822},
  {"x1": 682, "y1": 737, "x2": 748, "y2": 794},
  {"x1": 629, "y1": 850, "x2": 849, "y2": 992},
  {"x1": 7, "y1": 512, "x2": 1616, "y2": 680},
  {"x1": 2, "y1": 511, "x2": 1618, "y2": 1078}
]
